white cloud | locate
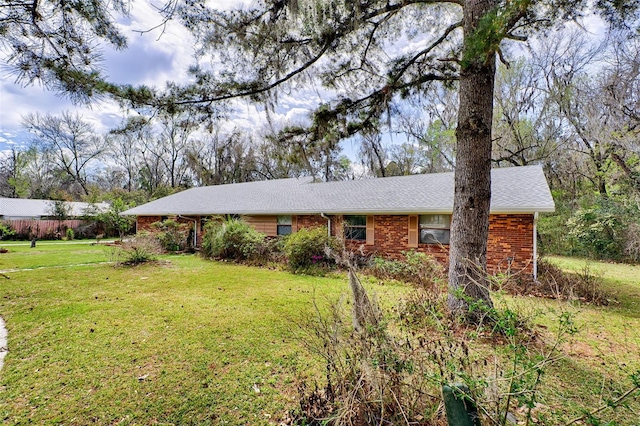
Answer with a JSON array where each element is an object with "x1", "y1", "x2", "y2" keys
[{"x1": 0, "y1": 0, "x2": 197, "y2": 149}]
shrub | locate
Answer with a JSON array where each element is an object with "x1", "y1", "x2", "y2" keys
[
  {"x1": 113, "y1": 233, "x2": 162, "y2": 265},
  {"x1": 536, "y1": 191, "x2": 574, "y2": 256},
  {"x1": 152, "y1": 219, "x2": 190, "y2": 252},
  {"x1": 283, "y1": 226, "x2": 336, "y2": 271},
  {"x1": 369, "y1": 250, "x2": 445, "y2": 289},
  {"x1": 66, "y1": 228, "x2": 75, "y2": 241},
  {"x1": 0, "y1": 223, "x2": 15, "y2": 241},
  {"x1": 201, "y1": 219, "x2": 265, "y2": 261},
  {"x1": 567, "y1": 205, "x2": 625, "y2": 259}
]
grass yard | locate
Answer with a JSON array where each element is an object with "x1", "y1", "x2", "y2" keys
[
  {"x1": 0, "y1": 244, "x2": 408, "y2": 424},
  {"x1": 0, "y1": 240, "x2": 114, "y2": 271},
  {"x1": 0, "y1": 245, "x2": 639, "y2": 425},
  {"x1": 530, "y1": 256, "x2": 640, "y2": 423}
]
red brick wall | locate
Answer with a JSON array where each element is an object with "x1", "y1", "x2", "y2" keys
[
  {"x1": 136, "y1": 216, "x2": 162, "y2": 232},
  {"x1": 294, "y1": 213, "x2": 534, "y2": 276},
  {"x1": 136, "y1": 212, "x2": 534, "y2": 275},
  {"x1": 487, "y1": 214, "x2": 534, "y2": 275},
  {"x1": 296, "y1": 215, "x2": 330, "y2": 232}
]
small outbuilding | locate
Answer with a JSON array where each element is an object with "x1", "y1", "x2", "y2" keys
[
  {"x1": 0, "y1": 198, "x2": 109, "y2": 239},
  {"x1": 0, "y1": 198, "x2": 107, "y2": 220}
]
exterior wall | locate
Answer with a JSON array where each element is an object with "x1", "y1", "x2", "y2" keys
[
  {"x1": 137, "y1": 216, "x2": 162, "y2": 232},
  {"x1": 298, "y1": 213, "x2": 534, "y2": 276},
  {"x1": 135, "y1": 212, "x2": 534, "y2": 275},
  {"x1": 296, "y1": 214, "x2": 331, "y2": 232},
  {"x1": 243, "y1": 215, "x2": 277, "y2": 236},
  {"x1": 487, "y1": 214, "x2": 534, "y2": 275}
]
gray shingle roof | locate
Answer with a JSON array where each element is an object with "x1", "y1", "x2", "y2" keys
[
  {"x1": 122, "y1": 165, "x2": 555, "y2": 216},
  {"x1": 0, "y1": 198, "x2": 109, "y2": 219}
]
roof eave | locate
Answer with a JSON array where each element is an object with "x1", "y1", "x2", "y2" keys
[{"x1": 124, "y1": 206, "x2": 556, "y2": 216}]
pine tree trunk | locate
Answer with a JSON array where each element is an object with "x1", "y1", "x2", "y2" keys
[{"x1": 448, "y1": 0, "x2": 497, "y2": 322}]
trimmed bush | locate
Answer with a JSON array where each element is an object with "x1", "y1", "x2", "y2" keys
[
  {"x1": 283, "y1": 226, "x2": 336, "y2": 271},
  {"x1": 201, "y1": 219, "x2": 266, "y2": 261}
]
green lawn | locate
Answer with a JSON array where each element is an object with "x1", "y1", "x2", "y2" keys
[
  {"x1": 0, "y1": 240, "x2": 115, "y2": 270},
  {"x1": 0, "y1": 245, "x2": 408, "y2": 424},
  {"x1": 1, "y1": 246, "x2": 639, "y2": 424},
  {"x1": 532, "y1": 256, "x2": 640, "y2": 423},
  {"x1": 547, "y1": 255, "x2": 640, "y2": 316}
]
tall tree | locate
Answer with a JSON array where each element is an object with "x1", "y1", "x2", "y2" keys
[
  {"x1": 492, "y1": 60, "x2": 561, "y2": 167},
  {"x1": 186, "y1": 129, "x2": 259, "y2": 185},
  {"x1": 358, "y1": 130, "x2": 389, "y2": 177},
  {"x1": 108, "y1": 117, "x2": 151, "y2": 192},
  {"x1": 163, "y1": 0, "x2": 638, "y2": 320},
  {"x1": 24, "y1": 112, "x2": 109, "y2": 197},
  {"x1": 600, "y1": 35, "x2": 640, "y2": 193},
  {"x1": 0, "y1": 146, "x2": 33, "y2": 198},
  {"x1": 157, "y1": 109, "x2": 198, "y2": 188}
]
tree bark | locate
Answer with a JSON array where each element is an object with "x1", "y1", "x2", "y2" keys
[{"x1": 448, "y1": 0, "x2": 497, "y2": 321}]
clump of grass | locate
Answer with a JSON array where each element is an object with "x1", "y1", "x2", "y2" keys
[{"x1": 112, "y1": 233, "x2": 162, "y2": 265}]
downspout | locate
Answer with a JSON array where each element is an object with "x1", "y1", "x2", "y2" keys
[
  {"x1": 320, "y1": 213, "x2": 331, "y2": 238},
  {"x1": 533, "y1": 212, "x2": 538, "y2": 282},
  {"x1": 179, "y1": 215, "x2": 198, "y2": 248}
]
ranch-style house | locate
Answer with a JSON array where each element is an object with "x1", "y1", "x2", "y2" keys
[{"x1": 123, "y1": 165, "x2": 555, "y2": 279}]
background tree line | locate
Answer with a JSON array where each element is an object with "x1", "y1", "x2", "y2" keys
[{"x1": 1, "y1": 27, "x2": 638, "y2": 261}]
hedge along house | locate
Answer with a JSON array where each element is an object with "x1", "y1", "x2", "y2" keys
[{"x1": 122, "y1": 165, "x2": 555, "y2": 280}]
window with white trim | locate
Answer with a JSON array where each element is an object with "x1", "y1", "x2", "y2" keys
[
  {"x1": 277, "y1": 215, "x2": 292, "y2": 236},
  {"x1": 344, "y1": 215, "x2": 367, "y2": 241},
  {"x1": 419, "y1": 214, "x2": 451, "y2": 244}
]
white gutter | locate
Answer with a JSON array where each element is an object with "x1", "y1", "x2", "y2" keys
[
  {"x1": 178, "y1": 215, "x2": 198, "y2": 247},
  {"x1": 533, "y1": 212, "x2": 538, "y2": 282},
  {"x1": 320, "y1": 213, "x2": 331, "y2": 238}
]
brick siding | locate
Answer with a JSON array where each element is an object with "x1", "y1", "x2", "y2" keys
[
  {"x1": 136, "y1": 212, "x2": 534, "y2": 276},
  {"x1": 486, "y1": 214, "x2": 534, "y2": 275},
  {"x1": 136, "y1": 216, "x2": 162, "y2": 232},
  {"x1": 296, "y1": 213, "x2": 534, "y2": 276},
  {"x1": 296, "y1": 215, "x2": 331, "y2": 232}
]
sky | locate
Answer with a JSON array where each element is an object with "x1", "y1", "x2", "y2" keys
[
  {"x1": 0, "y1": 1, "x2": 607, "y2": 157},
  {"x1": 0, "y1": 1, "x2": 324, "y2": 153}
]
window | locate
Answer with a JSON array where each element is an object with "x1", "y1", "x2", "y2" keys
[
  {"x1": 344, "y1": 215, "x2": 367, "y2": 241},
  {"x1": 419, "y1": 214, "x2": 451, "y2": 244},
  {"x1": 277, "y1": 215, "x2": 292, "y2": 236}
]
